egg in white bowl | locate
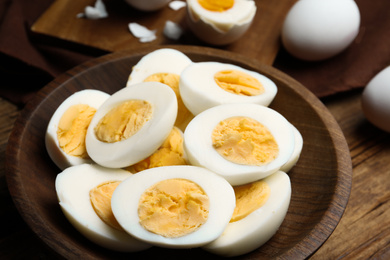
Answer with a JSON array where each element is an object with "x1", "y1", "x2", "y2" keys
[
  {"x1": 186, "y1": 0, "x2": 256, "y2": 45},
  {"x1": 184, "y1": 103, "x2": 295, "y2": 186},
  {"x1": 203, "y1": 170, "x2": 291, "y2": 257},
  {"x1": 55, "y1": 163, "x2": 152, "y2": 252},
  {"x1": 45, "y1": 89, "x2": 110, "y2": 170},
  {"x1": 85, "y1": 82, "x2": 178, "y2": 168},
  {"x1": 111, "y1": 165, "x2": 236, "y2": 249},
  {"x1": 179, "y1": 61, "x2": 277, "y2": 116},
  {"x1": 127, "y1": 48, "x2": 193, "y2": 130}
]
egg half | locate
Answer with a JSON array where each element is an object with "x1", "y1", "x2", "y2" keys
[
  {"x1": 45, "y1": 89, "x2": 110, "y2": 170},
  {"x1": 111, "y1": 165, "x2": 236, "y2": 248},
  {"x1": 55, "y1": 163, "x2": 151, "y2": 252},
  {"x1": 180, "y1": 61, "x2": 277, "y2": 116},
  {"x1": 203, "y1": 170, "x2": 291, "y2": 257},
  {"x1": 184, "y1": 103, "x2": 295, "y2": 186},
  {"x1": 85, "y1": 82, "x2": 178, "y2": 168},
  {"x1": 186, "y1": 0, "x2": 256, "y2": 45}
]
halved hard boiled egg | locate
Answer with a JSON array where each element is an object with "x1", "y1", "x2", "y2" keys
[
  {"x1": 179, "y1": 61, "x2": 277, "y2": 116},
  {"x1": 85, "y1": 82, "x2": 178, "y2": 168},
  {"x1": 111, "y1": 165, "x2": 236, "y2": 249},
  {"x1": 127, "y1": 48, "x2": 193, "y2": 130},
  {"x1": 203, "y1": 170, "x2": 291, "y2": 257},
  {"x1": 45, "y1": 89, "x2": 110, "y2": 170},
  {"x1": 184, "y1": 103, "x2": 295, "y2": 186},
  {"x1": 186, "y1": 0, "x2": 257, "y2": 45},
  {"x1": 55, "y1": 163, "x2": 151, "y2": 252}
]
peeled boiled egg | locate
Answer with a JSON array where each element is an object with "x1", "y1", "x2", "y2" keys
[
  {"x1": 184, "y1": 103, "x2": 295, "y2": 186},
  {"x1": 124, "y1": 0, "x2": 171, "y2": 11},
  {"x1": 55, "y1": 163, "x2": 151, "y2": 252},
  {"x1": 186, "y1": 0, "x2": 256, "y2": 45},
  {"x1": 280, "y1": 123, "x2": 303, "y2": 173},
  {"x1": 281, "y1": 0, "x2": 360, "y2": 61},
  {"x1": 203, "y1": 170, "x2": 291, "y2": 257},
  {"x1": 45, "y1": 89, "x2": 110, "y2": 170},
  {"x1": 127, "y1": 48, "x2": 193, "y2": 130},
  {"x1": 180, "y1": 61, "x2": 277, "y2": 116},
  {"x1": 85, "y1": 82, "x2": 178, "y2": 168},
  {"x1": 361, "y1": 66, "x2": 390, "y2": 133},
  {"x1": 111, "y1": 165, "x2": 236, "y2": 248}
]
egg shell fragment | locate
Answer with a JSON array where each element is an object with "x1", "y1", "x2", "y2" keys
[
  {"x1": 111, "y1": 165, "x2": 236, "y2": 249},
  {"x1": 203, "y1": 170, "x2": 291, "y2": 257},
  {"x1": 45, "y1": 89, "x2": 110, "y2": 170},
  {"x1": 86, "y1": 82, "x2": 178, "y2": 168},
  {"x1": 184, "y1": 103, "x2": 295, "y2": 186},
  {"x1": 179, "y1": 62, "x2": 277, "y2": 116},
  {"x1": 55, "y1": 163, "x2": 151, "y2": 252}
]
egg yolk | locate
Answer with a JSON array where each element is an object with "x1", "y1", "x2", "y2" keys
[
  {"x1": 144, "y1": 73, "x2": 192, "y2": 130},
  {"x1": 57, "y1": 104, "x2": 96, "y2": 158},
  {"x1": 214, "y1": 70, "x2": 264, "y2": 96},
  {"x1": 138, "y1": 178, "x2": 209, "y2": 238},
  {"x1": 212, "y1": 117, "x2": 279, "y2": 166},
  {"x1": 94, "y1": 100, "x2": 153, "y2": 143},
  {"x1": 90, "y1": 181, "x2": 122, "y2": 230},
  {"x1": 198, "y1": 0, "x2": 234, "y2": 12},
  {"x1": 129, "y1": 127, "x2": 187, "y2": 173},
  {"x1": 230, "y1": 180, "x2": 270, "y2": 222}
]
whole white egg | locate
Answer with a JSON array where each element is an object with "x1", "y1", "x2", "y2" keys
[
  {"x1": 111, "y1": 165, "x2": 236, "y2": 249},
  {"x1": 45, "y1": 89, "x2": 110, "y2": 170},
  {"x1": 180, "y1": 61, "x2": 278, "y2": 116},
  {"x1": 203, "y1": 170, "x2": 291, "y2": 257},
  {"x1": 280, "y1": 123, "x2": 303, "y2": 173},
  {"x1": 85, "y1": 82, "x2": 178, "y2": 168},
  {"x1": 124, "y1": 0, "x2": 171, "y2": 11},
  {"x1": 361, "y1": 66, "x2": 390, "y2": 133},
  {"x1": 281, "y1": 0, "x2": 360, "y2": 61},
  {"x1": 186, "y1": 0, "x2": 256, "y2": 45},
  {"x1": 184, "y1": 103, "x2": 295, "y2": 186},
  {"x1": 55, "y1": 163, "x2": 151, "y2": 252}
]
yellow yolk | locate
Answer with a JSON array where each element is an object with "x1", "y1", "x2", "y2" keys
[
  {"x1": 212, "y1": 117, "x2": 279, "y2": 166},
  {"x1": 90, "y1": 181, "x2": 122, "y2": 230},
  {"x1": 57, "y1": 104, "x2": 96, "y2": 158},
  {"x1": 230, "y1": 180, "x2": 270, "y2": 222},
  {"x1": 214, "y1": 70, "x2": 264, "y2": 96},
  {"x1": 138, "y1": 178, "x2": 209, "y2": 238},
  {"x1": 94, "y1": 100, "x2": 153, "y2": 143},
  {"x1": 144, "y1": 73, "x2": 192, "y2": 130},
  {"x1": 129, "y1": 127, "x2": 187, "y2": 173},
  {"x1": 198, "y1": 0, "x2": 234, "y2": 12}
]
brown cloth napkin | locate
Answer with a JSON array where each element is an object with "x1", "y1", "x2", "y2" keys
[{"x1": 1, "y1": 0, "x2": 389, "y2": 105}]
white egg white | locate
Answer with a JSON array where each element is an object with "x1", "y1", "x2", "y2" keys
[
  {"x1": 126, "y1": 48, "x2": 193, "y2": 87},
  {"x1": 86, "y1": 82, "x2": 178, "y2": 168},
  {"x1": 184, "y1": 103, "x2": 295, "y2": 186},
  {"x1": 203, "y1": 170, "x2": 291, "y2": 257},
  {"x1": 280, "y1": 123, "x2": 303, "y2": 172},
  {"x1": 55, "y1": 163, "x2": 152, "y2": 252},
  {"x1": 186, "y1": 0, "x2": 256, "y2": 45},
  {"x1": 179, "y1": 62, "x2": 277, "y2": 115},
  {"x1": 45, "y1": 89, "x2": 110, "y2": 170},
  {"x1": 111, "y1": 165, "x2": 236, "y2": 249}
]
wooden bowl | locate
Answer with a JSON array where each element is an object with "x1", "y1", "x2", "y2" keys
[{"x1": 5, "y1": 45, "x2": 352, "y2": 259}]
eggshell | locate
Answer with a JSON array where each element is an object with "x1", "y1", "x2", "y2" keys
[
  {"x1": 281, "y1": 0, "x2": 360, "y2": 61},
  {"x1": 361, "y1": 66, "x2": 390, "y2": 133}
]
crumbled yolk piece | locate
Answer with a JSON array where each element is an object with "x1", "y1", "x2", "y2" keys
[
  {"x1": 230, "y1": 180, "x2": 270, "y2": 222},
  {"x1": 138, "y1": 178, "x2": 209, "y2": 238},
  {"x1": 198, "y1": 0, "x2": 234, "y2": 12},
  {"x1": 57, "y1": 104, "x2": 96, "y2": 158},
  {"x1": 214, "y1": 70, "x2": 264, "y2": 96},
  {"x1": 129, "y1": 127, "x2": 187, "y2": 173},
  {"x1": 212, "y1": 117, "x2": 279, "y2": 166},
  {"x1": 90, "y1": 181, "x2": 123, "y2": 230},
  {"x1": 94, "y1": 100, "x2": 153, "y2": 143},
  {"x1": 144, "y1": 73, "x2": 192, "y2": 130}
]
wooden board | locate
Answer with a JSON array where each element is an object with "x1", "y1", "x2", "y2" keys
[{"x1": 31, "y1": 0, "x2": 296, "y2": 65}]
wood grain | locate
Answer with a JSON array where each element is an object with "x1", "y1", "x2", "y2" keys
[
  {"x1": 4, "y1": 46, "x2": 351, "y2": 259},
  {"x1": 31, "y1": 0, "x2": 297, "y2": 65}
]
